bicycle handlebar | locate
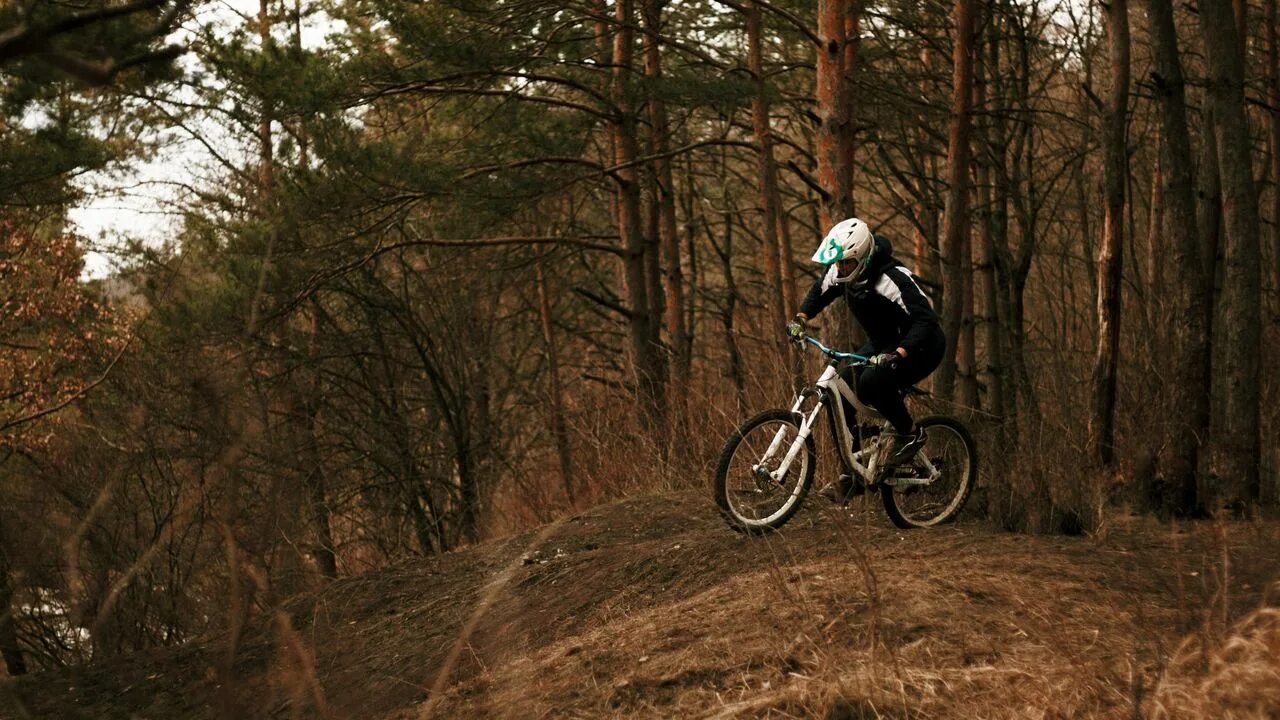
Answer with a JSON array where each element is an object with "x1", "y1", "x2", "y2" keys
[{"x1": 798, "y1": 335, "x2": 869, "y2": 364}]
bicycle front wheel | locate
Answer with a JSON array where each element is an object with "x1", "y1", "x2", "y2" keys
[
  {"x1": 881, "y1": 415, "x2": 976, "y2": 529},
  {"x1": 714, "y1": 409, "x2": 816, "y2": 534}
]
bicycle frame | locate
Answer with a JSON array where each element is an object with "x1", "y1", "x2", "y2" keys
[{"x1": 753, "y1": 336, "x2": 942, "y2": 489}]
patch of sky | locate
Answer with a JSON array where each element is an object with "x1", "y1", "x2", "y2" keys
[{"x1": 71, "y1": 0, "x2": 346, "y2": 279}]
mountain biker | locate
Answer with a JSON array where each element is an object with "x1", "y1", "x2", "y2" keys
[{"x1": 786, "y1": 218, "x2": 945, "y2": 503}]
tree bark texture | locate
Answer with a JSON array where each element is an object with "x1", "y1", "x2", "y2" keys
[
  {"x1": 0, "y1": 521, "x2": 25, "y2": 676},
  {"x1": 303, "y1": 302, "x2": 337, "y2": 578},
  {"x1": 611, "y1": 0, "x2": 666, "y2": 437},
  {"x1": 1268, "y1": 0, "x2": 1280, "y2": 322},
  {"x1": 258, "y1": 0, "x2": 274, "y2": 206},
  {"x1": 959, "y1": 33, "x2": 987, "y2": 411},
  {"x1": 935, "y1": 0, "x2": 976, "y2": 400},
  {"x1": 747, "y1": 0, "x2": 790, "y2": 366},
  {"x1": 1199, "y1": 0, "x2": 1263, "y2": 505},
  {"x1": 535, "y1": 249, "x2": 575, "y2": 506},
  {"x1": 815, "y1": 0, "x2": 852, "y2": 228},
  {"x1": 1146, "y1": 0, "x2": 1208, "y2": 514},
  {"x1": 1147, "y1": 128, "x2": 1164, "y2": 338},
  {"x1": 914, "y1": 47, "x2": 941, "y2": 292},
  {"x1": 1088, "y1": 0, "x2": 1129, "y2": 467},
  {"x1": 642, "y1": 0, "x2": 686, "y2": 446},
  {"x1": 815, "y1": 0, "x2": 859, "y2": 350},
  {"x1": 1197, "y1": 101, "x2": 1223, "y2": 479},
  {"x1": 839, "y1": 0, "x2": 861, "y2": 216},
  {"x1": 713, "y1": 211, "x2": 747, "y2": 408},
  {"x1": 977, "y1": 20, "x2": 1004, "y2": 422}
]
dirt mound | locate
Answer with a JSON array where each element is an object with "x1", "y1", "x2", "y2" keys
[{"x1": 3, "y1": 491, "x2": 1278, "y2": 719}]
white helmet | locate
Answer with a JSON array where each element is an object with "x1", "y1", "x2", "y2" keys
[{"x1": 811, "y1": 217, "x2": 874, "y2": 283}]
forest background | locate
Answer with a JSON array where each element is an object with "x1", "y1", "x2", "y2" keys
[{"x1": 0, "y1": 0, "x2": 1278, "y2": 680}]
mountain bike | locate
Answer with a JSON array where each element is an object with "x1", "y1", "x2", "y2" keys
[{"x1": 714, "y1": 334, "x2": 976, "y2": 533}]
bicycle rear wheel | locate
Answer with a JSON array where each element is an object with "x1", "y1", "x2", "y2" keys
[
  {"x1": 881, "y1": 415, "x2": 976, "y2": 529},
  {"x1": 714, "y1": 409, "x2": 816, "y2": 533}
]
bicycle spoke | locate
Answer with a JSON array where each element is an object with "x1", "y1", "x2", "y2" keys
[
  {"x1": 885, "y1": 420, "x2": 973, "y2": 526},
  {"x1": 725, "y1": 419, "x2": 807, "y2": 524}
]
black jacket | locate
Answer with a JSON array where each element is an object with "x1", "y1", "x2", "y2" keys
[{"x1": 798, "y1": 234, "x2": 944, "y2": 357}]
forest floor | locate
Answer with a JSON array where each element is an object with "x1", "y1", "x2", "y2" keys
[{"x1": 4, "y1": 490, "x2": 1280, "y2": 719}]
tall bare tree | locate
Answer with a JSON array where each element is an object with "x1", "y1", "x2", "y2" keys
[
  {"x1": 642, "y1": 0, "x2": 687, "y2": 443},
  {"x1": 815, "y1": 0, "x2": 852, "y2": 229},
  {"x1": 1146, "y1": 0, "x2": 1208, "y2": 514},
  {"x1": 935, "y1": 0, "x2": 976, "y2": 400},
  {"x1": 1087, "y1": 0, "x2": 1130, "y2": 466},
  {"x1": 975, "y1": 13, "x2": 1005, "y2": 424},
  {"x1": 1199, "y1": 0, "x2": 1263, "y2": 506},
  {"x1": 747, "y1": 0, "x2": 790, "y2": 367},
  {"x1": 611, "y1": 0, "x2": 666, "y2": 438},
  {"x1": 535, "y1": 249, "x2": 575, "y2": 506},
  {"x1": 1268, "y1": 0, "x2": 1280, "y2": 318}
]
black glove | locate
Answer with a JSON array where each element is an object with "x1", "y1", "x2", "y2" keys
[
  {"x1": 869, "y1": 351, "x2": 901, "y2": 369},
  {"x1": 786, "y1": 315, "x2": 809, "y2": 340}
]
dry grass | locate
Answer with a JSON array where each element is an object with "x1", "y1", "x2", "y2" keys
[
  {"x1": 1147, "y1": 601, "x2": 1280, "y2": 719},
  {"x1": 4, "y1": 491, "x2": 1279, "y2": 720},
  {"x1": 412, "y1": 503, "x2": 1280, "y2": 719}
]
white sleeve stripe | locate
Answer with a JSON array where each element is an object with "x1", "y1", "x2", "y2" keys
[
  {"x1": 875, "y1": 274, "x2": 908, "y2": 313},
  {"x1": 892, "y1": 267, "x2": 933, "y2": 309}
]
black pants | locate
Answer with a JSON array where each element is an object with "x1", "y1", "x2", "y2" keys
[{"x1": 839, "y1": 336, "x2": 945, "y2": 435}]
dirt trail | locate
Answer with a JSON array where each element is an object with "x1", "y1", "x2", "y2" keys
[{"x1": 4, "y1": 491, "x2": 1278, "y2": 719}]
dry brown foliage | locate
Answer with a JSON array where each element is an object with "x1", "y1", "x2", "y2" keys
[
  {"x1": 1148, "y1": 603, "x2": 1280, "y2": 719},
  {"x1": 6, "y1": 491, "x2": 1277, "y2": 719}
]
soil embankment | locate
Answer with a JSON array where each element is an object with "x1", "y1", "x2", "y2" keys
[{"x1": 4, "y1": 491, "x2": 1278, "y2": 719}]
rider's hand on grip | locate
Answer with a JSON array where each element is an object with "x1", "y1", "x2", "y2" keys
[
  {"x1": 786, "y1": 314, "x2": 809, "y2": 341},
  {"x1": 869, "y1": 352, "x2": 900, "y2": 369}
]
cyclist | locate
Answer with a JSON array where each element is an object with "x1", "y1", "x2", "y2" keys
[{"x1": 786, "y1": 217, "x2": 946, "y2": 503}]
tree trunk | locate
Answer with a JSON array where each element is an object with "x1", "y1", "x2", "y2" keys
[
  {"x1": 747, "y1": 0, "x2": 790, "y2": 367},
  {"x1": 914, "y1": 45, "x2": 941, "y2": 293},
  {"x1": 1088, "y1": 0, "x2": 1130, "y2": 467},
  {"x1": 1146, "y1": 0, "x2": 1208, "y2": 515},
  {"x1": 713, "y1": 211, "x2": 747, "y2": 408},
  {"x1": 1198, "y1": 100, "x2": 1224, "y2": 453},
  {"x1": 777, "y1": 202, "x2": 799, "y2": 319},
  {"x1": 977, "y1": 18, "x2": 1004, "y2": 422},
  {"x1": 977, "y1": 185, "x2": 1005, "y2": 422},
  {"x1": 1199, "y1": 0, "x2": 1263, "y2": 506},
  {"x1": 680, "y1": 156, "x2": 699, "y2": 374},
  {"x1": 959, "y1": 243, "x2": 978, "y2": 408},
  {"x1": 959, "y1": 37, "x2": 985, "y2": 411},
  {"x1": 815, "y1": 0, "x2": 852, "y2": 230},
  {"x1": 0, "y1": 521, "x2": 25, "y2": 676},
  {"x1": 258, "y1": 0, "x2": 274, "y2": 205},
  {"x1": 819, "y1": 0, "x2": 849, "y2": 226},
  {"x1": 535, "y1": 248, "x2": 575, "y2": 506},
  {"x1": 642, "y1": 0, "x2": 685, "y2": 449},
  {"x1": 995, "y1": 9, "x2": 1041, "y2": 445},
  {"x1": 840, "y1": 0, "x2": 861, "y2": 215},
  {"x1": 304, "y1": 458, "x2": 337, "y2": 579},
  {"x1": 935, "y1": 0, "x2": 976, "y2": 400},
  {"x1": 911, "y1": 56, "x2": 942, "y2": 286},
  {"x1": 916, "y1": 48, "x2": 947, "y2": 302},
  {"x1": 814, "y1": 0, "x2": 858, "y2": 350},
  {"x1": 303, "y1": 302, "x2": 337, "y2": 579},
  {"x1": 611, "y1": 0, "x2": 666, "y2": 437},
  {"x1": 1268, "y1": 0, "x2": 1280, "y2": 323},
  {"x1": 1147, "y1": 128, "x2": 1164, "y2": 338}
]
